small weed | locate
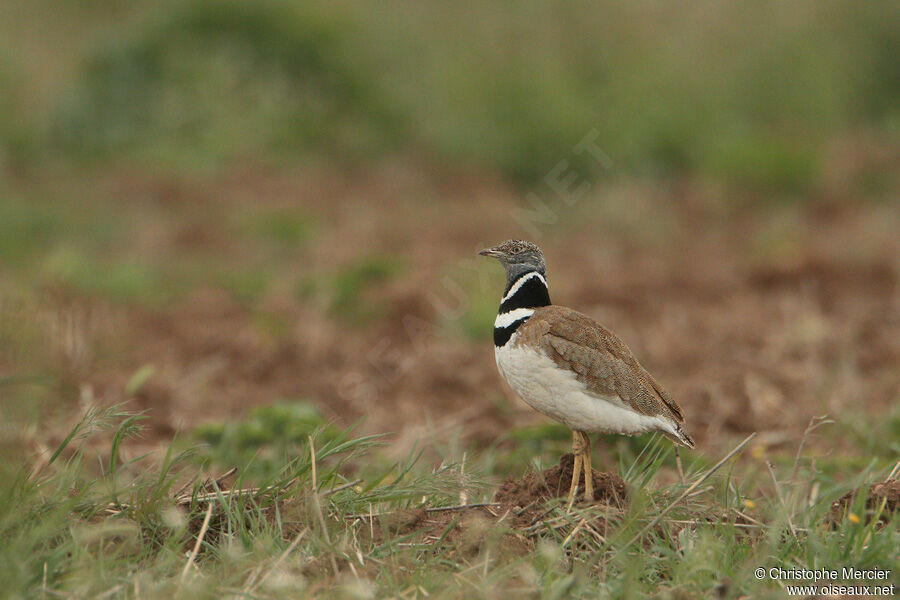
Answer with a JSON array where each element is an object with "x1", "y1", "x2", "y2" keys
[
  {"x1": 328, "y1": 255, "x2": 405, "y2": 325},
  {"x1": 193, "y1": 401, "x2": 341, "y2": 477},
  {"x1": 217, "y1": 268, "x2": 271, "y2": 305},
  {"x1": 238, "y1": 211, "x2": 315, "y2": 249}
]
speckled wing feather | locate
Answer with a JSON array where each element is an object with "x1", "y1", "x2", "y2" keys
[{"x1": 514, "y1": 305, "x2": 686, "y2": 424}]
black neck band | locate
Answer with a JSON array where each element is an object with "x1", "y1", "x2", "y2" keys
[{"x1": 494, "y1": 272, "x2": 551, "y2": 347}]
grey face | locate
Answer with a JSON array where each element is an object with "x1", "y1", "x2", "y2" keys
[{"x1": 478, "y1": 239, "x2": 546, "y2": 282}]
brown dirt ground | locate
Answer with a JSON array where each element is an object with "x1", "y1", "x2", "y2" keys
[
  {"x1": 12, "y1": 163, "x2": 900, "y2": 468},
  {"x1": 348, "y1": 453, "x2": 627, "y2": 556}
]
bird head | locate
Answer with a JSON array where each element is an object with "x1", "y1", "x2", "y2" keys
[{"x1": 478, "y1": 239, "x2": 546, "y2": 281}]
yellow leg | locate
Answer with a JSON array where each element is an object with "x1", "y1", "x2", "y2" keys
[
  {"x1": 581, "y1": 432, "x2": 594, "y2": 500},
  {"x1": 568, "y1": 430, "x2": 584, "y2": 499}
]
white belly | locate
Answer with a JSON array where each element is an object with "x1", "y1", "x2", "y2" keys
[{"x1": 495, "y1": 342, "x2": 673, "y2": 435}]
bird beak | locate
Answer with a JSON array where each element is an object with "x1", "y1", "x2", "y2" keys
[{"x1": 478, "y1": 246, "x2": 502, "y2": 258}]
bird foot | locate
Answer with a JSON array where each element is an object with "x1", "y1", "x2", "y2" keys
[{"x1": 568, "y1": 431, "x2": 594, "y2": 501}]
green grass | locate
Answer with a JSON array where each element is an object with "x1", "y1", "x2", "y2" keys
[
  {"x1": 3, "y1": 0, "x2": 898, "y2": 193},
  {"x1": 1, "y1": 409, "x2": 896, "y2": 598},
  {"x1": 192, "y1": 401, "x2": 342, "y2": 477},
  {"x1": 234, "y1": 210, "x2": 315, "y2": 250},
  {"x1": 48, "y1": 0, "x2": 404, "y2": 170}
]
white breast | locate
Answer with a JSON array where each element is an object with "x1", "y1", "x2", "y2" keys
[{"x1": 495, "y1": 339, "x2": 676, "y2": 436}]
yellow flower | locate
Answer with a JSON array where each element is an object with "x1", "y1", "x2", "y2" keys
[
  {"x1": 743, "y1": 499, "x2": 756, "y2": 510},
  {"x1": 750, "y1": 444, "x2": 766, "y2": 460},
  {"x1": 848, "y1": 513, "x2": 860, "y2": 524}
]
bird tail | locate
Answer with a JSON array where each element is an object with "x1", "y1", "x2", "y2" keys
[{"x1": 661, "y1": 424, "x2": 695, "y2": 449}]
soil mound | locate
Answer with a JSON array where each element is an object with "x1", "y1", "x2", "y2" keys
[
  {"x1": 350, "y1": 455, "x2": 628, "y2": 554},
  {"x1": 493, "y1": 454, "x2": 627, "y2": 535},
  {"x1": 827, "y1": 479, "x2": 900, "y2": 527},
  {"x1": 495, "y1": 453, "x2": 627, "y2": 509}
]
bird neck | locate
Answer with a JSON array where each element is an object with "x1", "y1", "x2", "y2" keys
[
  {"x1": 494, "y1": 270, "x2": 550, "y2": 347},
  {"x1": 500, "y1": 270, "x2": 551, "y2": 313}
]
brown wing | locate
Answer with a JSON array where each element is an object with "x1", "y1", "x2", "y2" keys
[{"x1": 514, "y1": 305, "x2": 685, "y2": 423}]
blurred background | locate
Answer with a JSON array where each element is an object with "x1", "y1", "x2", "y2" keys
[{"x1": 1, "y1": 1, "x2": 898, "y2": 475}]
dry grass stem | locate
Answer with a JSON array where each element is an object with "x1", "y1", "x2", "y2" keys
[
  {"x1": 180, "y1": 502, "x2": 213, "y2": 584},
  {"x1": 309, "y1": 436, "x2": 340, "y2": 577},
  {"x1": 619, "y1": 433, "x2": 757, "y2": 552},
  {"x1": 791, "y1": 416, "x2": 833, "y2": 482}
]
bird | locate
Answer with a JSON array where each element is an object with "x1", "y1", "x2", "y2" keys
[{"x1": 479, "y1": 239, "x2": 694, "y2": 500}]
